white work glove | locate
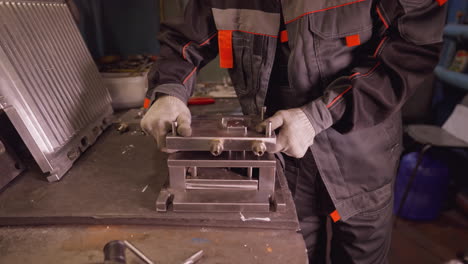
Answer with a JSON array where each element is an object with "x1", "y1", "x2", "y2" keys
[
  {"x1": 257, "y1": 108, "x2": 316, "y2": 158},
  {"x1": 140, "y1": 96, "x2": 192, "y2": 151}
]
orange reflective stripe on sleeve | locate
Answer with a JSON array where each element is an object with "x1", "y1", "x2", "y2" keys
[
  {"x1": 373, "y1": 36, "x2": 388, "y2": 58},
  {"x1": 182, "y1": 33, "x2": 218, "y2": 60},
  {"x1": 280, "y1": 30, "x2": 289, "y2": 43},
  {"x1": 346, "y1": 34, "x2": 361, "y2": 47},
  {"x1": 183, "y1": 67, "x2": 198, "y2": 84},
  {"x1": 376, "y1": 7, "x2": 389, "y2": 29},
  {"x1": 218, "y1": 30, "x2": 234, "y2": 69},
  {"x1": 330, "y1": 210, "x2": 341, "y2": 222},
  {"x1": 143, "y1": 98, "x2": 151, "y2": 109},
  {"x1": 326, "y1": 85, "x2": 352, "y2": 108},
  {"x1": 436, "y1": 0, "x2": 447, "y2": 6}
]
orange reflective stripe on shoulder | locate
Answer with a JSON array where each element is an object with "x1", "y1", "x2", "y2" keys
[
  {"x1": 218, "y1": 30, "x2": 234, "y2": 69},
  {"x1": 346, "y1": 34, "x2": 361, "y2": 47},
  {"x1": 280, "y1": 30, "x2": 289, "y2": 43},
  {"x1": 143, "y1": 98, "x2": 151, "y2": 109},
  {"x1": 285, "y1": 0, "x2": 365, "y2": 24},
  {"x1": 436, "y1": 0, "x2": 447, "y2": 6},
  {"x1": 330, "y1": 210, "x2": 341, "y2": 222}
]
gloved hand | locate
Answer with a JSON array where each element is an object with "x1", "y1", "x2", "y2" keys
[
  {"x1": 257, "y1": 108, "x2": 316, "y2": 158},
  {"x1": 140, "y1": 95, "x2": 192, "y2": 151}
]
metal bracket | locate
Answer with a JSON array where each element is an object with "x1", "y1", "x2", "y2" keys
[
  {"x1": 0, "y1": 96, "x2": 8, "y2": 110},
  {"x1": 156, "y1": 152, "x2": 282, "y2": 213}
]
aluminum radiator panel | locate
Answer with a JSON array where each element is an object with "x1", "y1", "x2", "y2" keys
[{"x1": 0, "y1": 1, "x2": 113, "y2": 181}]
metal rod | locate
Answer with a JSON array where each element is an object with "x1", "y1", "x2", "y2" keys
[
  {"x1": 172, "y1": 121, "x2": 178, "y2": 136},
  {"x1": 182, "y1": 250, "x2": 204, "y2": 264},
  {"x1": 192, "y1": 166, "x2": 197, "y2": 178},
  {"x1": 266, "y1": 121, "x2": 272, "y2": 137},
  {"x1": 123, "y1": 240, "x2": 154, "y2": 264},
  {"x1": 186, "y1": 183, "x2": 258, "y2": 190},
  {"x1": 248, "y1": 167, "x2": 253, "y2": 179},
  {"x1": 261, "y1": 106, "x2": 267, "y2": 121}
]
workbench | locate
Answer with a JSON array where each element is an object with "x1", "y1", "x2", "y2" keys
[{"x1": 0, "y1": 99, "x2": 307, "y2": 263}]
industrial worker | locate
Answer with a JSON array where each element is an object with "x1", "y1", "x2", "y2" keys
[{"x1": 141, "y1": 0, "x2": 447, "y2": 263}]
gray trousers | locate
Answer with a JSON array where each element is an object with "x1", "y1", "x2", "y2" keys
[{"x1": 283, "y1": 150, "x2": 393, "y2": 264}]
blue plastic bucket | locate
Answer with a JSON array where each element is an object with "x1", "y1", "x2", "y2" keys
[{"x1": 394, "y1": 151, "x2": 451, "y2": 220}]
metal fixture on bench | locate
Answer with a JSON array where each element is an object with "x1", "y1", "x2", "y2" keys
[{"x1": 156, "y1": 113, "x2": 286, "y2": 213}]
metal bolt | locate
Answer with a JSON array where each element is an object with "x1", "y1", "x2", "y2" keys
[
  {"x1": 209, "y1": 140, "x2": 224, "y2": 156},
  {"x1": 67, "y1": 149, "x2": 80, "y2": 161},
  {"x1": 117, "y1": 123, "x2": 129, "y2": 134},
  {"x1": 252, "y1": 141, "x2": 267, "y2": 157},
  {"x1": 0, "y1": 96, "x2": 8, "y2": 109}
]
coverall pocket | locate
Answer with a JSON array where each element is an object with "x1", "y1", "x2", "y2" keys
[
  {"x1": 399, "y1": 0, "x2": 432, "y2": 8},
  {"x1": 305, "y1": 1, "x2": 373, "y2": 86},
  {"x1": 307, "y1": 1, "x2": 373, "y2": 40},
  {"x1": 356, "y1": 194, "x2": 392, "y2": 219},
  {"x1": 211, "y1": 8, "x2": 279, "y2": 100},
  {"x1": 229, "y1": 37, "x2": 254, "y2": 97},
  {"x1": 381, "y1": 113, "x2": 403, "y2": 158},
  {"x1": 223, "y1": 34, "x2": 265, "y2": 98},
  {"x1": 398, "y1": 0, "x2": 446, "y2": 45}
]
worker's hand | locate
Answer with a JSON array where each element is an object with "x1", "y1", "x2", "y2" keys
[
  {"x1": 141, "y1": 96, "x2": 192, "y2": 151},
  {"x1": 257, "y1": 108, "x2": 316, "y2": 158}
]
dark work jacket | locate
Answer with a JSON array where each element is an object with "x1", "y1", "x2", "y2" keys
[{"x1": 148, "y1": 0, "x2": 447, "y2": 221}]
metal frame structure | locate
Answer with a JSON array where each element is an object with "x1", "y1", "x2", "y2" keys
[
  {"x1": 166, "y1": 114, "x2": 275, "y2": 156},
  {"x1": 157, "y1": 115, "x2": 285, "y2": 213}
]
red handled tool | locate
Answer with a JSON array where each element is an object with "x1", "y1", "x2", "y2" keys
[{"x1": 188, "y1": 97, "x2": 215, "y2": 105}]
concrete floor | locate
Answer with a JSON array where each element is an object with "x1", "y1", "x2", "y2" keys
[{"x1": 390, "y1": 211, "x2": 468, "y2": 263}]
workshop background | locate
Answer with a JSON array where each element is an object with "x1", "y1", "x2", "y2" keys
[{"x1": 0, "y1": 0, "x2": 468, "y2": 263}]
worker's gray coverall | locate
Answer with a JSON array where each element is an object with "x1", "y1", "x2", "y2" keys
[{"x1": 147, "y1": 0, "x2": 447, "y2": 262}]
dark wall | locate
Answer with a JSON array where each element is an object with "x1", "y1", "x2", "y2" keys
[
  {"x1": 74, "y1": 0, "x2": 160, "y2": 58},
  {"x1": 101, "y1": 0, "x2": 160, "y2": 56},
  {"x1": 74, "y1": 0, "x2": 227, "y2": 82}
]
